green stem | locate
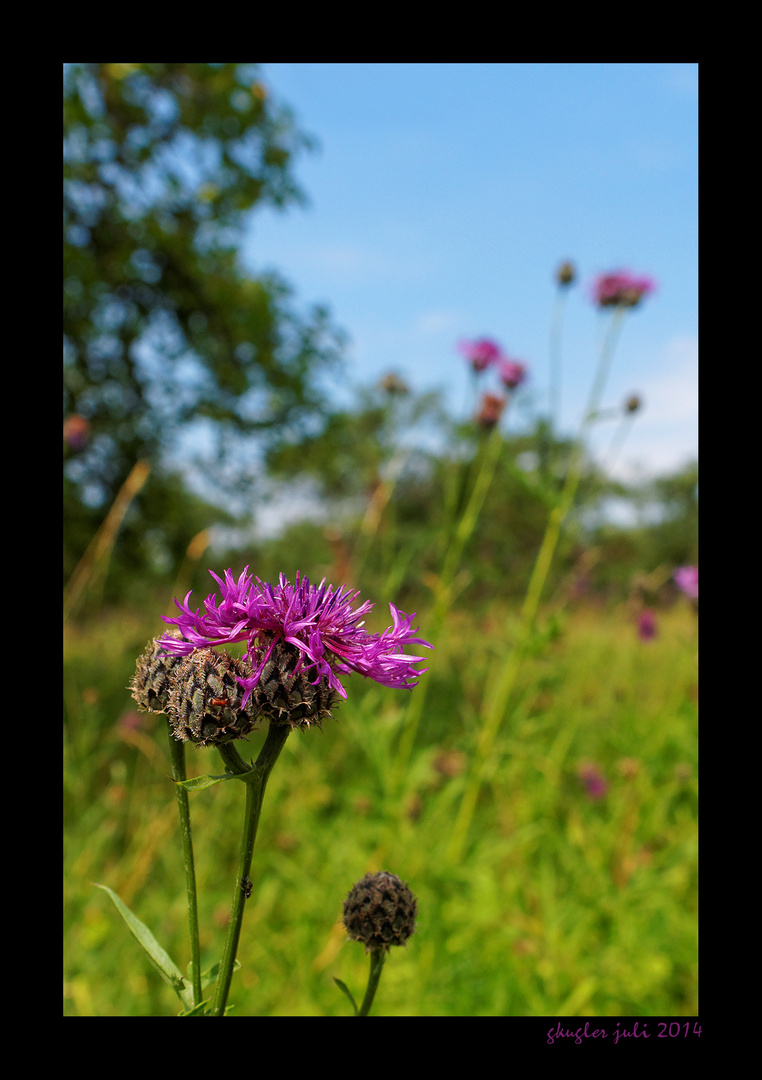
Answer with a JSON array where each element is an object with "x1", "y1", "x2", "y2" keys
[
  {"x1": 210, "y1": 723, "x2": 291, "y2": 1017},
  {"x1": 446, "y1": 308, "x2": 627, "y2": 863},
  {"x1": 357, "y1": 947, "x2": 387, "y2": 1017},
  {"x1": 167, "y1": 725, "x2": 203, "y2": 1008},
  {"x1": 394, "y1": 422, "x2": 504, "y2": 783},
  {"x1": 548, "y1": 287, "x2": 568, "y2": 433}
]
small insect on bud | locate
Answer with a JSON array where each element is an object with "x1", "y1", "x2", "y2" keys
[
  {"x1": 342, "y1": 871, "x2": 418, "y2": 953},
  {"x1": 166, "y1": 648, "x2": 260, "y2": 747}
]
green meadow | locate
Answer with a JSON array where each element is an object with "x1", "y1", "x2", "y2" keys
[{"x1": 64, "y1": 592, "x2": 697, "y2": 1017}]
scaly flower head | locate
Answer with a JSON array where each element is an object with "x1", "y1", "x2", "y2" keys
[
  {"x1": 158, "y1": 568, "x2": 432, "y2": 708},
  {"x1": 592, "y1": 270, "x2": 656, "y2": 308},
  {"x1": 457, "y1": 337, "x2": 504, "y2": 372}
]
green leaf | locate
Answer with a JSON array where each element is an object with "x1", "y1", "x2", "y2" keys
[
  {"x1": 188, "y1": 958, "x2": 240, "y2": 995},
  {"x1": 94, "y1": 883, "x2": 192, "y2": 1007},
  {"x1": 173, "y1": 772, "x2": 241, "y2": 791},
  {"x1": 333, "y1": 977, "x2": 359, "y2": 1016},
  {"x1": 178, "y1": 999, "x2": 213, "y2": 1016}
]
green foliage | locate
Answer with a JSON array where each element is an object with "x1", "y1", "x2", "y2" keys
[
  {"x1": 246, "y1": 384, "x2": 697, "y2": 612},
  {"x1": 64, "y1": 602, "x2": 697, "y2": 1016},
  {"x1": 64, "y1": 62, "x2": 345, "y2": 575}
]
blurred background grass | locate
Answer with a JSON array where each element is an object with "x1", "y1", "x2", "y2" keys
[{"x1": 64, "y1": 595, "x2": 697, "y2": 1017}]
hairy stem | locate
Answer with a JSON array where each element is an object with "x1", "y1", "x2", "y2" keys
[
  {"x1": 168, "y1": 726, "x2": 203, "y2": 1008},
  {"x1": 357, "y1": 947, "x2": 387, "y2": 1017},
  {"x1": 210, "y1": 723, "x2": 291, "y2": 1016}
]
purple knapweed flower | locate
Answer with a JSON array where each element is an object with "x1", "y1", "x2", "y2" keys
[
  {"x1": 158, "y1": 568, "x2": 433, "y2": 708},
  {"x1": 497, "y1": 358, "x2": 528, "y2": 390},
  {"x1": 674, "y1": 565, "x2": 699, "y2": 599},
  {"x1": 592, "y1": 270, "x2": 656, "y2": 309},
  {"x1": 637, "y1": 609, "x2": 658, "y2": 641},
  {"x1": 457, "y1": 337, "x2": 504, "y2": 372},
  {"x1": 578, "y1": 763, "x2": 608, "y2": 801}
]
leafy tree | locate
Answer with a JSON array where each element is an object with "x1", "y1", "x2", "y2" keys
[{"x1": 64, "y1": 63, "x2": 345, "y2": 545}]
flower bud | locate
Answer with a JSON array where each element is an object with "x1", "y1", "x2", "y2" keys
[
  {"x1": 130, "y1": 635, "x2": 187, "y2": 714},
  {"x1": 343, "y1": 871, "x2": 418, "y2": 952},
  {"x1": 556, "y1": 260, "x2": 576, "y2": 286},
  {"x1": 166, "y1": 648, "x2": 260, "y2": 746},
  {"x1": 379, "y1": 371, "x2": 409, "y2": 395},
  {"x1": 248, "y1": 638, "x2": 339, "y2": 730},
  {"x1": 474, "y1": 391, "x2": 506, "y2": 429}
]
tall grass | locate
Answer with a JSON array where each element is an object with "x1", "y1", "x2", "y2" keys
[
  {"x1": 64, "y1": 270, "x2": 696, "y2": 1016},
  {"x1": 64, "y1": 596, "x2": 697, "y2": 1016}
]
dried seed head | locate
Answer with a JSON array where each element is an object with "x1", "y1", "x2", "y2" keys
[
  {"x1": 130, "y1": 635, "x2": 187, "y2": 714},
  {"x1": 247, "y1": 638, "x2": 340, "y2": 730},
  {"x1": 343, "y1": 871, "x2": 418, "y2": 953},
  {"x1": 166, "y1": 648, "x2": 260, "y2": 747},
  {"x1": 474, "y1": 391, "x2": 507, "y2": 429}
]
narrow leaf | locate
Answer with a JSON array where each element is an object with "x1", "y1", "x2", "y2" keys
[
  {"x1": 174, "y1": 772, "x2": 240, "y2": 791},
  {"x1": 178, "y1": 999, "x2": 213, "y2": 1016},
  {"x1": 94, "y1": 883, "x2": 190, "y2": 1003},
  {"x1": 187, "y1": 958, "x2": 240, "y2": 994},
  {"x1": 333, "y1": 977, "x2": 359, "y2": 1015}
]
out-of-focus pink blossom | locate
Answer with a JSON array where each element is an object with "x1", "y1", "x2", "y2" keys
[
  {"x1": 64, "y1": 414, "x2": 90, "y2": 450},
  {"x1": 578, "y1": 763, "x2": 608, "y2": 801},
  {"x1": 498, "y1": 358, "x2": 528, "y2": 390},
  {"x1": 674, "y1": 565, "x2": 699, "y2": 599},
  {"x1": 592, "y1": 270, "x2": 656, "y2": 309},
  {"x1": 637, "y1": 609, "x2": 658, "y2": 641},
  {"x1": 457, "y1": 337, "x2": 504, "y2": 372}
]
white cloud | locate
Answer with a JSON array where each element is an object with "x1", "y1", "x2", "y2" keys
[
  {"x1": 597, "y1": 333, "x2": 698, "y2": 480},
  {"x1": 412, "y1": 309, "x2": 462, "y2": 337},
  {"x1": 638, "y1": 334, "x2": 698, "y2": 424}
]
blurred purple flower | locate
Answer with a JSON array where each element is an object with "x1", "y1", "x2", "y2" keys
[
  {"x1": 637, "y1": 609, "x2": 658, "y2": 641},
  {"x1": 498, "y1": 358, "x2": 528, "y2": 390},
  {"x1": 674, "y1": 565, "x2": 699, "y2": 599},
  {"x1": 578, "y1": 763, "x2": 608, "y2": 801},
  {"x1": 159, "y1": 568, "x2": 432, "y2": 707},
  {"x1": 63, "y1": 414, "x2": 91, "y2": 450},
  {"x1": 592, "y1": 270, "x2": 656, "y2": 309},
  {"x1": 457, "y1": 337, "x2": 504, "y2": 372}
]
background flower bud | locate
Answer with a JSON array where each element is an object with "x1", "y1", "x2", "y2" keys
[{"x1": 343, "y1": 871, "x2": 418, "y2": 952}]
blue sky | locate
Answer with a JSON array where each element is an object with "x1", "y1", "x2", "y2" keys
[{"x1": 243, "y1": 62, "x2": 698, "y2": 483}]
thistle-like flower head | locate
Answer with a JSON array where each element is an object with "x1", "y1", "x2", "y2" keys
[
  {"x1": 592, "y1": 270, "x2": 656, "y2": 308},
  {"x1": 157, "y1": 568, "x2": 433, "y2": 709},
  {"x1": 457, "y1": 337, "x2": 504, "y2": 372},
  {"x1": 343, "y1": 871, "x2": 418, "y2": 952},
  {"x1": 497, "y1": 358, "x2": 528, "y2": 390}
]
